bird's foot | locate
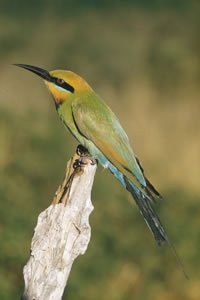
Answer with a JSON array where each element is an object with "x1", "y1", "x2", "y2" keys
[
  {"x1": 76, "y1": 144, "x2": 97, "y2": 166},
  {"x1": 76, "y1": 144, "x2": 90, "y2": 157}
]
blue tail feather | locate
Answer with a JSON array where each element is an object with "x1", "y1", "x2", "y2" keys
[
  {"x1": 106, "y1": 161, "x2": 167, "y2": 245},
  {"x1": 124, "y1": 177, "x2": 167, "y2": 245}
]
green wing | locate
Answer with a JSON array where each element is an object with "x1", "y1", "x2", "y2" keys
[{"x1": 71, "y1": 93, "x2": 146, "y2": 189}]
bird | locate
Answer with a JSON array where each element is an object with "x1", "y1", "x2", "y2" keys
[{"x1": 14, "y1": 64, "x2": 168, "y2": 246}]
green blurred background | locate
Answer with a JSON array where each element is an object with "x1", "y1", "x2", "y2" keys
[{"x1": 0, "y1": 1, "x2": 200, "y2": 299}]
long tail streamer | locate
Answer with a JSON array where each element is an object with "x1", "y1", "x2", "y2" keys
[{"x1": 124, "y1": 176, "x2": 188, "y2": 279}]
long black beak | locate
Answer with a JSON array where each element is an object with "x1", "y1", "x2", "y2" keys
[{"x1": 14, "y1": 64, "x2": 52, "y2": 81}]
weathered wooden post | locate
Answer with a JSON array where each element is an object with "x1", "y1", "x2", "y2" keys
[{"x1": 21, "y1": 147, "x2": 97, "y2": 300}]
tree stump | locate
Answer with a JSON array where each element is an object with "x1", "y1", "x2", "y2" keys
[{"x1": 22, "y1": 147, "x2": 97, "y2": 300}]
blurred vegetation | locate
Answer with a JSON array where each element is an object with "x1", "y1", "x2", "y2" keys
[{"x1": 0, "y1": 1, "x2": 200, "y2": 299}]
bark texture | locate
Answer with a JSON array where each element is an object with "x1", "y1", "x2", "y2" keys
[{"x1": 22, "y1": 150, "x2": 97, "y2": 300}]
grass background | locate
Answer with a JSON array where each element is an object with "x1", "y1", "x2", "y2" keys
[{"x1": 0, "y1": 1, "x2": 200, "y2": 299}]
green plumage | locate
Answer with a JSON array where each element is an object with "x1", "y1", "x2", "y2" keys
[{"x1": 58, "y1": 92, "x2": 146, "y2": 191}]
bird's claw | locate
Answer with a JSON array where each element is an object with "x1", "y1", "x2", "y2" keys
[
  {"x1": 76, "y1": 145, "x2": 97, "y2": 166},
  {"x1": 73, "y1": 159, "x2": 84, "y2": 170},
  {"x1": 76, "y1": 144, "x2": 90, "y2": 157}
]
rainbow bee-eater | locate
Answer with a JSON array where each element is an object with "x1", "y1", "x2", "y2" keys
[{"x1": 15, "y1": 64, "x2": 168, "y2": 246}]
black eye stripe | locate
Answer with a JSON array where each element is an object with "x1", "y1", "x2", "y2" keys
[{"x1": 52, "y1": 77, "x2": 74, "y2": 93}]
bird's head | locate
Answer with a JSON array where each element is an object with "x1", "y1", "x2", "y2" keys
[{"x1": 14, "y1": 64, "x2": 92, "y2": 107}]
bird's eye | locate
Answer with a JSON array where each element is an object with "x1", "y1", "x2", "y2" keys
[
  {"x1": 57, "y1": 78, "x2": 65, "y2": 85},
  {"x1": 54, "y1": 76, "x2": 75, "y2": 93}
]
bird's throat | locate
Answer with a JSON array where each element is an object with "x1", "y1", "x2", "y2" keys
[
  {"x1": 54, "y1": 96, "x2": 64, "y2": 108},
  {"x1": 45, "y1": 81, "x2": 66, "y2": 107}
]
